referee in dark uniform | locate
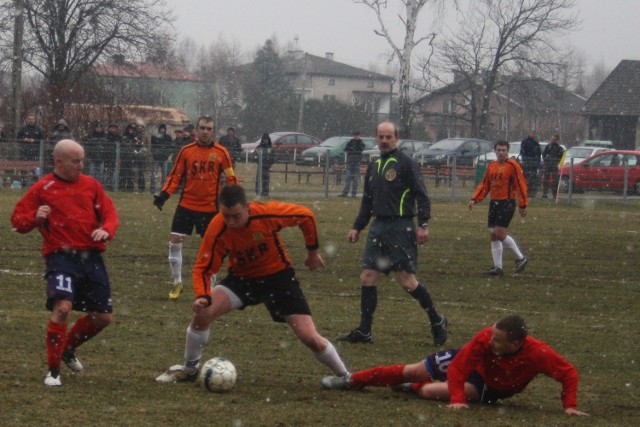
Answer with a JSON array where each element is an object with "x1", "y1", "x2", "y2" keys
[{"x1": 338, "y1": 121, "x2": 447, "y2": 346}]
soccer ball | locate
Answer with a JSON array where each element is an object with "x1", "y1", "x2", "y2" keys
[{"x1": 197, "y1": 357, "x2": 237, "y2": 392}]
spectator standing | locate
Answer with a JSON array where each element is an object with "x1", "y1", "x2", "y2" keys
[
  {"x1": 46, "y1": 119, "x2": 73, "y2": 173},
  {"x1": 181, "y1": 124, "x2": 195, "y2": 145},
  {"x1": 541, "y1": 134, "x2": 564, "y2": 199},
  {"x1": 17, "y1": 113, "x2": 45, "y2": 161},
  {"x1": 152, "y1": 116, "x2": 237, "y2": 300},
  {"x1": 519, "y1": 130, "x2": 541, "y2": 198},
  {"x1": 11, "y1": 139, "x2": 119, "y2": 386},
  {"x1": 339, "y1": 131, "x2": 365, "y2": 197},
  {"x1": 338, "y1": 121, "x2": 447, "y2": 346},
  {"x1": 120, "y1": 124, "x2": 138, "y2": 192},
  {"x1": 255, "y1": 133, "x2": 275, "y2": 197},
  {"x1": 84, "y1": 121, "x2": 108, "y2": 185},
  {"x1": 469, "y1": 140, "x2": 528, "y2": 276},
  {"x1": 104, "y1": 124, "x2": 122, "y2": 190},
  {"x1": 219, "y1": 127, "x2": 242, "y2": 167},
  {"x1": 150, "y1": 124, "x2": 173, "y2": 194},
  {"x1": 133, "y1": 124, "x2": 150, "y2": 192}
]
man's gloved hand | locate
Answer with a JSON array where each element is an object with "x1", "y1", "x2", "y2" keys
[{"x1": 153, "y1": 191, "x2": 170, "y2": 211}]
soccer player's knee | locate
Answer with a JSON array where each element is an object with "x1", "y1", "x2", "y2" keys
[{"x1": 91, "y1": 313, "x2": 112, "y2": 329}]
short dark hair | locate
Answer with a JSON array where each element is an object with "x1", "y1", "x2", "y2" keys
[
  {"x1": 196, "y1": 116, "x2": 215, "y2": 128},
  {"x1": 219, "y1": 184, "x2": 247, "y2": 208},
  {"x1": 494, "y1": 140, "x2": 509, "y2": 150},
  {"x1": 495, "y1": 314, "x2": 528, "y2": 342},
  {"x1": 227, "y1": 127, "x2": 235, "y2": 132}
]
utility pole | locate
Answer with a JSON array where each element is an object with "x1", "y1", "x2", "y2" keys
[
  {"x1": 296, "y1": 53, "x2": 307, "y2": 132},
  {"x1": 11, "y1": 0, "x2": 25, "y2": 140}
]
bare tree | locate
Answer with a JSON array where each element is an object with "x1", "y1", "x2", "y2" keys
[
  {"x1": 0, "y1": 0, "x2": 174, "y2": 119},
  {"x1": 423, "y1": 0, "x2": 578, "y2": 139},
  {"x1": 355, "y1": 0, "x2": 448, "y2": 138},
  {"x1": 197, "y1": 38, "x2": 244, "y2": 129}
]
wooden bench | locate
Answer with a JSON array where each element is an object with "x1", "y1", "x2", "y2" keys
[
  {"x1": 270, "y1": 163, "x2": 328, "y2": 184},
  {"x1": 0, "y1": 160, "x2": 40, "y2": 187}
]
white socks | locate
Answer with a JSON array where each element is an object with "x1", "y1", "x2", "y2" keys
[
  {"x1": 168, "y1": 242, "x2": 183, "y2": 284},
  {"x1": 184, "y1": 326, "x2": 210, "y2": 368},
  {"x1": 315, "y1": 341, "x2": 348, "y2": 376},
  {"x1": 502, "y1": 236, "x2": 524, "y2": 260},
  {"x1": 491, "y1": 240, "x2": 503, "y2": 269}
]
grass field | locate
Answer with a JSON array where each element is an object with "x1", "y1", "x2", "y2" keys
[{"x1": 1, "y1": 174, "x2": 639, "y2": 426}]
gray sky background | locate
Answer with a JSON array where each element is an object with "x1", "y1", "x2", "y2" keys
[{"x1": 169, "y1": 0, "x2": 637, "y2": 72}]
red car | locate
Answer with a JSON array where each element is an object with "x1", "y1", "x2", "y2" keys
[{"x1": 559, "y1": 150, "x2": 640, "y2": 194}]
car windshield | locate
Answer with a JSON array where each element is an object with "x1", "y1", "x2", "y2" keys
[
  {"x1": 429, "y1": 139, "x2": 465, "y2": 150},
  {"x1": 566, "y1": 147, "x2": 594, "y2": 158},
  {"x1": 508, "y1": 142, "x2": 520, "y2": 155},
  {"x1": 319, "y1": 137, "x2": 349, "y2": 148}
]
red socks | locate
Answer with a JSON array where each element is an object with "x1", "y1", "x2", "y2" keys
[
  {"x1": 351, "y1": 364, "x2": 406, "y2": 388},
  {"x1": 46, "y1": 320, "x2": 68, "y2": 370},
  {"x1": 65, "y1": 315, "x2": 102, "y2": 351}
]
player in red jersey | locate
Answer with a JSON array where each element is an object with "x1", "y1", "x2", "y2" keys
[
  {"x1": 470, "y1": 140, "x2": 529, "y2": 276},
  {"x1": 156, "y1": 184, "x2": 349, "y2": 384},
  {"x1": 11, "y1": 139, "x2": 119, "y2": 386},
  {"x1": 322, "y1": 314, "x2": 588, "y2": 416},
  {"x1": 153, "y1": 116, "x2": 238, "y2": 300}
]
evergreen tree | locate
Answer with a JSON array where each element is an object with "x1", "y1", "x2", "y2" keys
[{"x1": 241, "y1": 40, "x2": 297, "y2": 138}]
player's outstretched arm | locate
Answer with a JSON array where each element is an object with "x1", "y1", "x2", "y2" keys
[{"x1": 564, "y1": 407, "x2": 589, "y2": 416}]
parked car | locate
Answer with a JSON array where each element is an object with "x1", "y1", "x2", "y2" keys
[
  {"x1": 412, "y1": 137, "x2": 493, "y2": 166},
  {"x1": 559, "y1": 150, "x2": 640, "y2": 194},
  {"x1": 241, "y1": 132, "x2": 321, "y2": 163},
  {"x1": 299, "y1": 136, "x2": 376, "y2": 165},
  {"x1": 560, "y1": 146, "x2": 611, "y2": 167},
  {"x1": 362, "y1": 139, "x2": 432, "y2": 162}
]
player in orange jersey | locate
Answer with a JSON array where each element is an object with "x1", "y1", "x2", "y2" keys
[
  {"x1": 153, "y1": 116, "x2": 237, "y2": 300},
  {"x1": 469, "y1": 140, "x2": 528, "y2": 275},
  {"x1": 156, "y1": 184, "x2": 349, "y2": 384}
]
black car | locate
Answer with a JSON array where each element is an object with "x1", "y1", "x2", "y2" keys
[{"x1": 412, "y1": 138, "x2": 493, "y2": 166}]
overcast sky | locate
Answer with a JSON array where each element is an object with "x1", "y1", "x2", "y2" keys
[{"x1": 168, "y1": 0, "x2": 637, "y2": 72}]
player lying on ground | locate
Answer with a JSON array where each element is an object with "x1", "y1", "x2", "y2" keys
[
  {"x1": 322, "y1": 314, "x2": 588, "y2": 416},
  {"x1": 156, "y1": 184, "x2": 348, "y2": 384}
]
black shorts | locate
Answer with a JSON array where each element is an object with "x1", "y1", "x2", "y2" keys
[
  {"x1": 219, "y1": 268, "x2": 311, "y2": 323},
  {"x1": 171, "y1": 205, "x2": 216, "y2": 237},
  {"x1": 466, "y1": 371, "x2": 514, "y2": 404},
  {"x1": 487, "y1": 200, "x2": 516, "y2": 228},
  {"x1": 45, "y1": 250, "x2": 112, "y2": 313},
  {"x1": 362, "y1": 217, "x2": 418, "y2": 274}
]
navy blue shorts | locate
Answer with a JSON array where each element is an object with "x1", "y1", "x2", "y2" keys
[
  {"x1": 45, "y1": 250, "x2": 112, "y2": 313},
  {"x1": 424, "y1": 348, "x2": 459, "y2": 381},
  {"x1": 362, "y1": 217, "x2": 418, "y2": 274},
  {"x1": 219, "y1": 268, "x2": 311, "y2": 323},
  {"x1": 171, "y1": 205, "x2": 216, "y2": 237},
  {"x1": 466, "y1": 371, "x2": 514, "y2": 404},
  {"x1": 488, "y1": 200, "x2": 516, "y2": 228}
]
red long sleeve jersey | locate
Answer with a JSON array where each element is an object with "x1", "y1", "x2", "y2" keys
[
  {"x1": 471, "y1": 159, "x2": 528, "y2": 208},
  {"x1": 11, "y1": 173, "x2": 119, "y2": 256},
  {"x1": 447, "y1": 327, "x2": 579, "y2": 409},
  {"x1": 161, "y1": 141, "x2": 237, "y2": 212},
  {"x1": 192, "y1": 201, "x2": 320, "y2": 298}
]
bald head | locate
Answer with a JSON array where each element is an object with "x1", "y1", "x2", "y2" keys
[{"x1": 53, "y1": 139, "x2": 85, "y2": 181}]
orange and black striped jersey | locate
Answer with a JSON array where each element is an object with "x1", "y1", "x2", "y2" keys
[
  {"x1": 471, "y1": 159, "x2": 528, "y2": 208},
  {"x1": 161, "y1": 141, "x2": 237, "y2": 212},
  {"x1": 192, "y1": 201, "x2": 320, "y2": 298}
]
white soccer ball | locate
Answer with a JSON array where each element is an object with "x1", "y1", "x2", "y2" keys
[{"x1": 198, "y1": 357, "x2": 237, "y2": 392}]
